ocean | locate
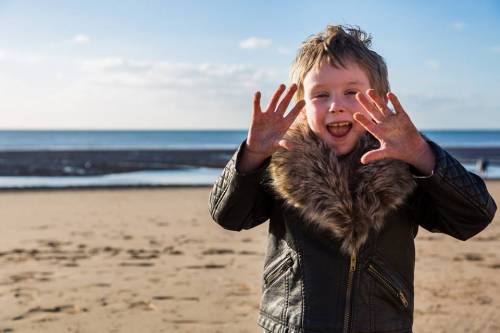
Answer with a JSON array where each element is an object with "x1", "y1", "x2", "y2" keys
[
  {"x1": 2, "y1": 130, "x2": 500, "y2": 151},
  {"x1": 0, "y1": 130, "x2": 499, "y2": 188}
]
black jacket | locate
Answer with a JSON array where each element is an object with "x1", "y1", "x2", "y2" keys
[{"x1": 208, "y1": 129, "x2": 496, "y2": 333}]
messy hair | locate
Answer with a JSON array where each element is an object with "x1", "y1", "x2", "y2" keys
[{"x1": 291, "y1": 25, "x2": 390, "y2": 99}]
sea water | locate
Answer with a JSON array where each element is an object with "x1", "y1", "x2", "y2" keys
[{"x1": 0, "y1": 130, "x2": 499, "y2": 188}]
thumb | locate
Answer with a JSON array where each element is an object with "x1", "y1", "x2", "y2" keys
[
  {"x1": 360, "y1": 148, "x2": 387, "y2": 164},
  {"x1": 278, "y1": 139, "x2": 294, "y2": 151}
]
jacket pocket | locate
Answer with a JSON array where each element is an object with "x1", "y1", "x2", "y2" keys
[
  {"x1": 264, "y1": 254, "x2": 293, "y2": 288},
  {"x1": 366, "y1": 261, "x2": 409, "y2": 311},
  {"x1": 260, "y1": 252, "x2": 294, "y2": 325}
]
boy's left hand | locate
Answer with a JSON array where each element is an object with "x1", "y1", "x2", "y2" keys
[{"x1": 353, "y1": 89, "x2": 435, "y2": 175}]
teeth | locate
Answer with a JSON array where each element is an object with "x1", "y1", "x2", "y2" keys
[{"x1": 327, "y1": 122, "x2": 351, "y2": 128}]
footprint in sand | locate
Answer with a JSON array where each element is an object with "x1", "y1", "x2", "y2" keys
[
  {"x1": 202, "y1": 248, "x2": 235, "y2": 255},
  {"x1": 12, "y1": 287, "x2": 39, "y2": 304},
  {"x1": 127, "y1": 249, "x2": 160, "y2": 260},
  {"x1": 454, "y1": 253, "x2": 484, "y2": 262},
  {"x1": 152, "y1": 295, "x2": 175, "y2": 301},
  {"x1": 163, "y1": 246, "x2": 183, "y2": 255},
  {"x1": 128, "y1": 300, "x2": 156, "y2": 311},
  {"x1": 6, "y1": 271, "x2": 53, "y2": 285},
  {"x1": 185, "y1": 264, "x2": 226, "y2": 269},
  {"x1": 119, "y1": 262, "x2": 154, "y2": 267},
  {"x1": 238, "y1": 250, "x2": 262, "y2": 255},
  {"x1": 13, "y1": 304, "x2": 87, "y2": 321}
]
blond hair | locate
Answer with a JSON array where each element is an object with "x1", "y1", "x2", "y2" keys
[{"x1": 291, "y1": 25, "x2": 389, "y2": 99}]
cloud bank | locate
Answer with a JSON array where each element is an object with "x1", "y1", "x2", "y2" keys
[{"x1": 239, "y1": 37, "x2": 272, "y2": 49}]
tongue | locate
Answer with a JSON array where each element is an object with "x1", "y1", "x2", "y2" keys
[{"x1": 328, "y1": 125, "x2": 351, "y2": 137}]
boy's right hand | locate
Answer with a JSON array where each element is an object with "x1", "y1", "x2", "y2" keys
[{"x1": 239, "y1": 84, "x2": 305, "y2": 173}]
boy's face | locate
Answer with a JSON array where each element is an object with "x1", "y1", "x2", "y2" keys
[{"x1": 303, "y1": 59, "x2": 374, "y2": 156}]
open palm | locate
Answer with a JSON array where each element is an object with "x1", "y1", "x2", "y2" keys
[
  {"x1": 354, "y1": 89, "x2": 430, "y2": 167},
  {"x1": 246, "y1": 84, "x2": 305, "y2": 157}
]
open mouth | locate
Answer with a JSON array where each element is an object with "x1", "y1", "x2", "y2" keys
[{"x1": 327, "y1": 121, "x2": 353, "y2": 138}]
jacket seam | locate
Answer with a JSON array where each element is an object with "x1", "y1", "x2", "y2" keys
[
  {"x1": 212, "y1": 182, "x2": 230, "y2": 222},
  {"x1": 288, "y1": 219, "x2": 307, "y2": 330},
  {"x1": 438, "y1": 169, "x2": 494, "y2": 220},
  {"x1": 283, "y1": 273, "x2": 290, "y2": 324},
  {"x1": 428, "y1": 139, "x2": 495, "y2": 220},
  {"x1": 259, "y1": 310, "x2": 303, "y2": 331}
]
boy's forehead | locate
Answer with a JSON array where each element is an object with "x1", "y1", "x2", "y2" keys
[{"x1": 304, "y1": 60, "x2": 370, "y2": 88}]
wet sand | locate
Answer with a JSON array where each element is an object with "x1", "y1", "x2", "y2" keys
[{"x1": 0, "y1": 182, "x2": 498, "y2": 332}]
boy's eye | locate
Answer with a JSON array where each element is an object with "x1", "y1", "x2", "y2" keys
[
  {"x1": 314, "y1": 93, "x2": 329, "y2": 98},
  {"x1": 345, "y1": 91, "x2": 357, "y2": 96}
]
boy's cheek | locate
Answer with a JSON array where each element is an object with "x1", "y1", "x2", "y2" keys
[{"x1": 305, "y1": 115, "x2": 326, "y2": 135}]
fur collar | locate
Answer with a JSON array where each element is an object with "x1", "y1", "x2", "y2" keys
[{"x1": 267, "y1": 118, "x2": 416, "y2": 255}]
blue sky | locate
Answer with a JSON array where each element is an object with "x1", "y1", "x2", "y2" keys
[{"x1": 0, "y1": 0, "x2": 499, "y2": 129}]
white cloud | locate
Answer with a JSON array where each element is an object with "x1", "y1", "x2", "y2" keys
[
  {"x1": 61, "y1": 57, "x2": 288, "y2": 128},
  {"x1": 0, "y1": 49, "x2": 46, "y2": 64},
  {"x1": 19, "y1": 55, "x2": 46, "y2": 64},
  {"x1": 73, "y1": 34, "x2": 91, "y2": 45},
  {"x1": 425, "y1": 59, "x2": 439, "y2": 70},
  {"x1": 450, "y1": 21, "x2": 465, "y2": 31},
  {"x1": 78, "y1": 57, "x2": 282, "y2": 92},
  {"x1": 239, "y1": 37, "x2": 272, "y2": 49}
]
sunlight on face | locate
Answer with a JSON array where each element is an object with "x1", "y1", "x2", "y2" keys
[{"x1": 303, "y1": 59, "x2": 373, "y2": 156}]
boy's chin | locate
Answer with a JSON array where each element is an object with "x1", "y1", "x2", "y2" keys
[{"x1": 331, "y1": 145, "x2": 355, "y2": 156}]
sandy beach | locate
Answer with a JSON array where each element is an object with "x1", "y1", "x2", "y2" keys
[{"x1": 0, "y1": 182, "x2": 498, "y2": 333}]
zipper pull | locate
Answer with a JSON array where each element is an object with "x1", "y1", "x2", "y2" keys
[
  {"x1": 350, "y1": 253, "x2": 357, "y2": 272},
  {"x1": 398, "y1": 291, "x2": 409, "y2": 308}
]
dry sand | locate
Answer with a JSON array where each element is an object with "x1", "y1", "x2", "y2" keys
[{"x1": 0, "y1": 182, "x2": 498, "y2": 333}]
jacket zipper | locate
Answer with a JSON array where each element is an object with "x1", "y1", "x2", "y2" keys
[
  {"x1": 264, "y1": 256, "x2": 292, "y2": 286},
  {"x1": 343, "y1": 252, "x2": 357, "y2": 333},
  {"x1": 367, "y1": 263, "x2": 408, "y2": 308}
]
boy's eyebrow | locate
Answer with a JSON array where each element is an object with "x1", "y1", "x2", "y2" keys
[
  {"x1": 307, "y1": 80, "x2": 365, "y2": 91},
  {"x1": 346, "y1": 80, "x2": 363, "y2": 86}
]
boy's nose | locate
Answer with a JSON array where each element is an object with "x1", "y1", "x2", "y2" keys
[{"x1": 328, "y1": 102, "x2": 345, "y2": 113}]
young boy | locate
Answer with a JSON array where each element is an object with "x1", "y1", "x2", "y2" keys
[{"x1": 209, "y1": 25, "x2": 496, "y2": 333}]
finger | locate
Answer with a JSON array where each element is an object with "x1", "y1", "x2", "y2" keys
[
  {"x1": 253, "y1": 91, "x2": 262, "y2": 116},
  {"x1": 278, "y1": 139, "x2": 294, "y2": 151},
  {"x1": 360, "y1": 148, "x2": 388, "y2": 164},
  {"x1": 353, "y1": 112, "x2": 378, "y2": 136},
  {"x1": 276, "y1": 84, "x2": 298, "y2": 116},
  {"x1": 367, "y1": 89, "x2": 392, "y2": 117},
  {"x1": 265, "y1": 84, "x2": 286, "y2": 113},
  {"x1": 355, "y1": 92, "x2": 383, "y2": 123},
  {"x1": 283, "y1": 99, "x2": 305, "y2": 128},
  {"x1": 387, "y1": 92, "x2": 409, "y2": 118}
]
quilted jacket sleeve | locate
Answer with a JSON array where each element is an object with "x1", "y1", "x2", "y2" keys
[
  {"x1": 410, "y1": 139, "x2": 497, "y2": 240},
  {"x1": 208, "y1": 140, "x2": 273, "y2": 231}
]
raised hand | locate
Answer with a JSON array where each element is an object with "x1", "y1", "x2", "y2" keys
[
  {"x1": 239, "y1": 84, "x2": 305, "y2": 173},
  {"x1": 353, "y1": 89, "x2": 435, "y2": 175}
]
